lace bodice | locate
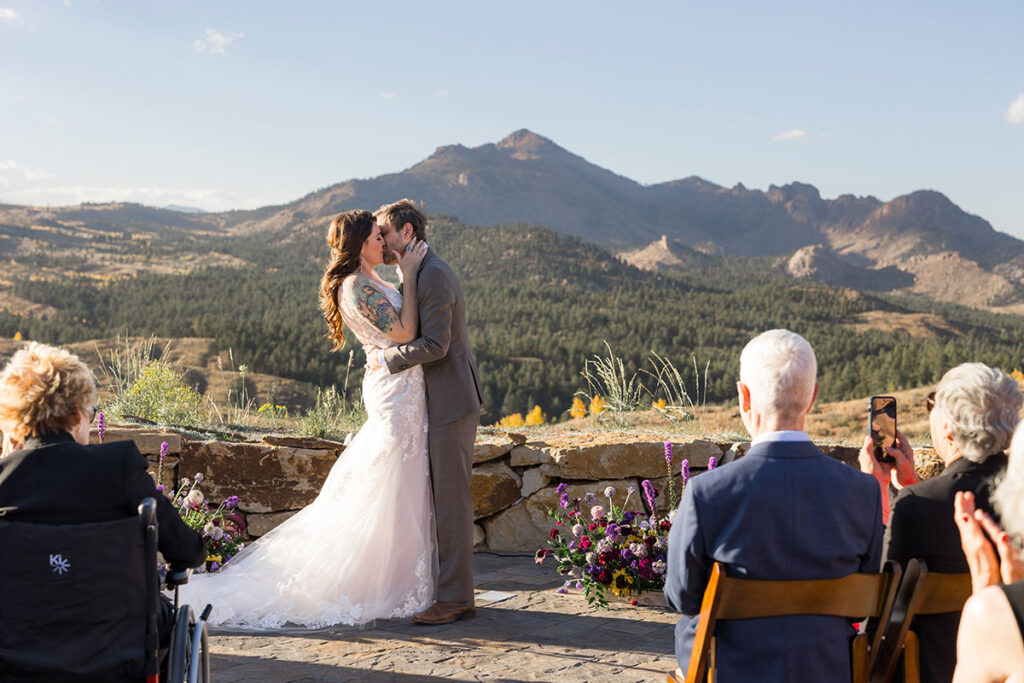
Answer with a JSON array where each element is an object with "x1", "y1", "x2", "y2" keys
[{"x1": 339, "y1": 274, "x2": 401, "y2": 351}]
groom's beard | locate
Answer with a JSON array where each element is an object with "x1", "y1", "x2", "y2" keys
[{"x1": 382, "y1": 247, "x2": 398, "y2": 265}]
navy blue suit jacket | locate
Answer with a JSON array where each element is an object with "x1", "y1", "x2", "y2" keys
[{"x1": 664, "y1": 439, "x2": 883, "y2": 681}]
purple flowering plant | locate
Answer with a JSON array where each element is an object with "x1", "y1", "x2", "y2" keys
[
  {"x1": 540, "y1": 479, "x2": 674, "y2": 608},
  {"x1": 154, "y1": 456, "x2": 244, "y2": 573}
]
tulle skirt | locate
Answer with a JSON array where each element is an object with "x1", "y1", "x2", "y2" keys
[{"x1": 179, "y1": 365, "x2": 436, "y2": 629}]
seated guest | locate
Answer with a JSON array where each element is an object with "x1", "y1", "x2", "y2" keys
[
  {"x1": 952, "y1": 424, "x2": 1024, "y2": 681},
  {"x1": 664, "y1": 329, "x2": 883, "y2": 681},
  {"x1": 860, "y1": 362, "x2": 1022, "y2": 683},
  {"x1": 0, "y1": 342, "x2": 207, "y2": 651}
]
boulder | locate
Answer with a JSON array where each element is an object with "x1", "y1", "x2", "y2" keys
[
  {"x1": 91, "y1": 427, "x2": 183, "y2": 455},
  {"x1": 472, "y1": 462, "x2": 522, "y2": 519},
  {"x1": 544, "y1": 435, "x2": 723, "y2": 479},
  {"x1": 519, "y1": 467, "x2": 551, "y2": 498},
  {"x1": 179, "y1": 441, "x2": 339, "y2": 513},
  {"x1": 473, "y1": 435, "x2": 516, "y2": 464},
  {"x1": 246, "y1": 510, "x2": 298, "y2": 537},
  {"x1": 482, "y1": 478, "x2": 639, "y2": 552},
  {"x1": 473, "y1": 524, "x2": 486, "y2": 549},
  {"x1": 261, "y1": 435, "x2": 343, "y2": 455},
  {"x1": 510, "y1": 443, "x2": 554, "y2": 467}
]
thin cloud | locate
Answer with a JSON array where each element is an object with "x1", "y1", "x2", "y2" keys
[
  {"x1": 0, "y1": 7, "x2": 20, "y2": 24},
  {"x1": 1006, "y1": 93, "x2": 1024, "y2": 124},
  {"x1": 193, "y1": 27, "x2": 244, "y2": 55},
  {"x1": 378, "y1": 92, "x2": 398, "y2": 100},
  {"x1": 0, "y1": 184, "x2": 262, "y2": 212},
  {"x1": 0, "y1": 161, "x2": 56, "y2": 182},
  {"x1": 772, "y1": 128, "x2": 809, "y2": 142}
]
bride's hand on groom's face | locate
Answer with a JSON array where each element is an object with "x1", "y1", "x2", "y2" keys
[{"x1": 396, "y1": 238, "x2": 428, "y2": 273}]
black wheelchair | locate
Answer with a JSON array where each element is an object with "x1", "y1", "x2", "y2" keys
[{"x1": 0, "y1": 497, "x2": 212, "y2": 682}]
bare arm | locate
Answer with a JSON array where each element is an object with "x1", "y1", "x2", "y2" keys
[{"x1": 953, "y1": 587, "x2": 1024, "y2": 683}]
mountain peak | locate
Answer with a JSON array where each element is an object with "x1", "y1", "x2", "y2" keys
[{"x1": 496, "y1": 129, "x2": 565, "y2": 159}]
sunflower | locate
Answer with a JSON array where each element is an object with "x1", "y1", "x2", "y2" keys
[{"x1": 610, "y1": 569, "x2": 634, "y2": 596}]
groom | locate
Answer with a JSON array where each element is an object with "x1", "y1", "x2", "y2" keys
[{"x1": 374, "y1": 199, "x2": 483, "y2": 624}]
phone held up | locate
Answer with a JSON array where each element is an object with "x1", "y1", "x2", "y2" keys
[{"x1": 869, "y1": 396, "x2": 897, "y2": 464}]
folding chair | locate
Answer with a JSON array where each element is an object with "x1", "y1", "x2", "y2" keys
[
  {"x1": 867, "y1": 558, "x2": 971, "y2": 683},
  {"x1": 667, "y1": 561, "x2": 902, "y2": 683}
]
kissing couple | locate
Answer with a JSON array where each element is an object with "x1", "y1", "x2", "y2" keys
[{"x1": 181, "y1": 199, "x2": 484, "y2": 628}]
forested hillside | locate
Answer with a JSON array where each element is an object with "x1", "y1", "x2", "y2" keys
[{"x1": 4, "y1": 217, "x2": 1024, "y2": 424}]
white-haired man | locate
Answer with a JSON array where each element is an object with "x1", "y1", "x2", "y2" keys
[{"x1": 664, "y1": 329, "x2": 883, "y2": 681}]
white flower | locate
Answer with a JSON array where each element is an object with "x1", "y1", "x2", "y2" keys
[
  {"x1": 604, "y1": 486, "x2": 616, "y2": 498},
  {"x1": 586, "y1": 552, "x2": 597, "y2": 564},
  {"x1": 653, "y1": 560, "x2": 667, "y2": 575},
  {"x1": 570, "y1": 566, "x2": 582, "y2": 579},
  {"x1": 571, "y1": 524, "x2": 584, "y2": 537},
  {"x1": 630, "y1": 543, "x2": 647, "y2": 558},
  {"x1": 186, "y1": 490, "x2": 205, "y2": 507},
  {"x1": 203, "y1": 522, "x2": 216, "y2": 536},
  {"x1": 668, "y1": 508, "x2": 677, "y2": 523},
  {"x1": 210, "y1": 526, "x2": 225, "y2": 540}
]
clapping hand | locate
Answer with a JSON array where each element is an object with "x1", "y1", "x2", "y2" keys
[{"x1": 955, "y1": 490, "x2": 1024, "y2": 594}]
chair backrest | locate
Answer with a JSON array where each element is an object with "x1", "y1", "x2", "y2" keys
[
  {"x1": 867, "y1": 559, "x2": 972, "y2": 683},
  {"x1": 0, "y1": 498, "x2": 159, "y2": 682},
  {"x1": 686, "y1": 561, "x2": 902, "y2": 683}
]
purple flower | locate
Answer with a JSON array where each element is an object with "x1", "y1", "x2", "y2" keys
[
  {"x1": 222, "y1": 495, "x2": 240, "y2": 510},
  {"x1": 559, "y1": 492, "x2": 571, "y2": 509},
  {"x1": 96, "y1": 412, "x2": 106, "y2": 443},
  {"x1": 156, "y1": 484, "x2": 165, "y2": 493},
  {"x1": 664, "y1": 441, "x2": 673, "y2": 466},
  {"x1": 621, "y1": 548, "x2": 634, "y2": 562},
  {"x1": 605, "y1": 523, "x2": 621, "y2": 542},
  {"x1": 575, "y1": 581, "x2": 584, "y2": 591},
  {"x1": 209, "y1": 561, "x2": 221, "y2": 572},
  {"x1": 708, "y1": 456, "x2": 718, "y2": 471},
  {"x1": 566, "y1": 541, "x2": 576, "y2": 550},
  {"x1": 641, "y1": 479, "x2": 657, "y2": 514},
  {"x1": 556, "y1": 482, "x2": 568, "y2": 495},
  {"x1": 556, "y1": 582, "x2": 569, "y2": 594},
  {"x1": 681, "y1": 458, "x2": 690, "y2": 485},
  {"x1": 223, "y1": 555, "x2": 233, "y2": 564},
  {"x1": 159, "y1": 441, "x2": 169, "y2": 463}
]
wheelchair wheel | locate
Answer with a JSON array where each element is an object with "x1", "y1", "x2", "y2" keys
[{"x1": 167, "y1": 605, "x2": 194, "y2": 683}]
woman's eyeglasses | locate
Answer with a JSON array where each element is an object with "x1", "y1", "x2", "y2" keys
[
  {"x1": 925, "y1": 391, "x2": 936, "y2": 414},
  {"x1": 87, "y1": 405, "x2": 98, "y2": 423}
]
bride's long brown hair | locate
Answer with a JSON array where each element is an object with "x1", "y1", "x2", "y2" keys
[{"x1": 319, "y1": 210, "x2": 376, "y2": 350}]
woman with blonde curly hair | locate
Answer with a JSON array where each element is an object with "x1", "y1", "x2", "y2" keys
[
  {"x1": 0, "y1": 342, "x2": 205, "y2": 669},
  {"x1": 0, "y1": 341, "x2": 98, "y2": 455}
]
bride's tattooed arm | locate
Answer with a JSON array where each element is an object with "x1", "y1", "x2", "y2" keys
[
  {"x1": 344, "y1": 274, "x2": 419, "y2": 344},
  {"x1": 352, "y1": 283, "x2": 397, "y2": 333}
]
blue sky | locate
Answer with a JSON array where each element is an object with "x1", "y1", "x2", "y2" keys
[{"x1": 2, "y1": 1, "x2": 1023, "y2": 236}]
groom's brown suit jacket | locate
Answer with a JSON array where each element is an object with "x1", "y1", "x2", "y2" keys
[{"x1": 383, "y1": 249, "x2": 482, "y2": 424}]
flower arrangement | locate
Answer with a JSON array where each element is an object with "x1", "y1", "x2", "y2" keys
[
  {"x1": 537, "y1": 442, "x2": 708, "y2": 607},
  {"x1": 155, "y1": 441, "x2": 244, "y2": 573}
]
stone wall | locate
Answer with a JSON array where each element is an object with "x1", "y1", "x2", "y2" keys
[{"x1": 94, "y1": 426, "x2": 942, "y2": 553}]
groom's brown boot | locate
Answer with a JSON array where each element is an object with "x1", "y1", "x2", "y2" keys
[{"x1": 412, "y1": 600, "x2": 476, "y2": 625}]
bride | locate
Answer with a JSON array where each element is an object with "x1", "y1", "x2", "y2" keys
[{"x1": 180, "y1": 209, "x2": 434, "y2": 629}]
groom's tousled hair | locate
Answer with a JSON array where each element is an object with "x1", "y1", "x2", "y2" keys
[{"x1": 376, "y1": 199, "x2": 427, "y2": 241}]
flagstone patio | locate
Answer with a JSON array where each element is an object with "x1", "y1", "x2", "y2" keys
[{"x1": 207, "y1": 552, "x2": 678, "y2": 682}]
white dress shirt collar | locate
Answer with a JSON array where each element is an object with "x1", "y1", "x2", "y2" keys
[{"x1": 751, "y1": 430, "x2": 812, "y2": 446}]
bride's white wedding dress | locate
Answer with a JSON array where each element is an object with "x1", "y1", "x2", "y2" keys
[{"x1": 180, "y1": 275, "x2": 435, "y2": 629}]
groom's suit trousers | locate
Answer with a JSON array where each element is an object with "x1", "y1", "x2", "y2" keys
[{"x1": 428, "y1": 410, "x2": 480, "y2": 603}]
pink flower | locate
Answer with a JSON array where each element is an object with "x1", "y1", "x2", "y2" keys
[{"x1": 590, "y1": 505, "x2": 606, "y2": 521}]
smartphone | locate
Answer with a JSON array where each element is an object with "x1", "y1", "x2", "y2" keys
[{"x1": 869, "y1": 396, "x2": 897, "y2": 464}]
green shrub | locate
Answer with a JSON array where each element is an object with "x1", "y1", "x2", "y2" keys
[{"x1": 116, "y1": 361, "x2": 210, "y2": 425}]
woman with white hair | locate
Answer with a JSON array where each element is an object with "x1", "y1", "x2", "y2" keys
[{"x1": 860, "y1": 362, "x2": 1023, "y2": 683}]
